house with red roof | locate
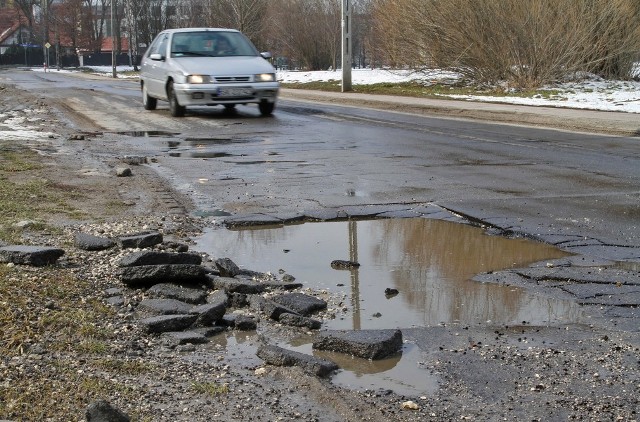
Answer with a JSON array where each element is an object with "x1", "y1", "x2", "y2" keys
[{"x1": 0, "y1": 1, "x2": 131, "y2": 67}]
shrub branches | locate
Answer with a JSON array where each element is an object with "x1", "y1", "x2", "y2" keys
[{"x1": 373, "y1": 0, "x2": 640, "y2": 88}]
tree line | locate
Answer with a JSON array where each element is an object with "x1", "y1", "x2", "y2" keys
[{"x1": 5, "y1": 0, "x2": 640, "y2": 87}]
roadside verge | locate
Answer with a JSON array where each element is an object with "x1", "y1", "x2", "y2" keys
[{"x1": 280, "y1": 88, "x2": 640, "y2": 137}]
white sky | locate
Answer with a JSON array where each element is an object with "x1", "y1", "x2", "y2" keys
[{"x1": 2, "y1": 66, "x2": 637, "y2": 144}]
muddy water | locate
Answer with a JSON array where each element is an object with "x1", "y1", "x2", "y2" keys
[
  {"x1": 197, "y1": 218, "x2": 579, "y2": 328},
  {"x1": 195, "y1": 218, "x2": 583, "y2": 395}
]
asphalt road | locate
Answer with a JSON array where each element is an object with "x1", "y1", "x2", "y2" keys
[
  {"x1": 2, "y1": 67, "x2": 639, "y2": 421},
  {"x1": 1, "y1": 68, "x2": 639, "y2": 265}
]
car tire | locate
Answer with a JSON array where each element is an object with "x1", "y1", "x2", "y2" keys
[
  {"x1": 142, "y1": 83, "x2": 157, "y2": 110},
  {"x1": 258, "y1": 101, "x2": 274, "y2": 116},
  {"x1": 167, "y1": 81, "x2": 186, "y2": 117}
]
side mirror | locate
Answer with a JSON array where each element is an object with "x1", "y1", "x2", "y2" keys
[
  {"x1": 149, "y1": 53, "x2": 164, "y2": 61},
  {"x1": 260, "y1": 52, "x2": 272, "y2": 60}
]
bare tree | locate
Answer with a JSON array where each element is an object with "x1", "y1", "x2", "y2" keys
[{"x1": 270, "y1": 0, "x2": 340, "y2": 70}]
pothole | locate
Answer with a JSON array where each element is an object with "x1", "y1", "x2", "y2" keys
[{"x1": 194, "y1": 217, "x2": 585, "y2": 395}]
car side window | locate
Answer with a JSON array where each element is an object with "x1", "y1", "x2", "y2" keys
[{"x1": 147, "y1": 34, "x2": 168, "y2": 58}]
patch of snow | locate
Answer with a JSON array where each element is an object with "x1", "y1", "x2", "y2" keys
[
  {"x1": 278, "y1": 68, "x2": 640, "y2": 114},
  {"x1": 0, "y1": 110, "x2": 55, "y2": 141}
]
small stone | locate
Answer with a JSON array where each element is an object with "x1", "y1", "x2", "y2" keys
[
  {"x1": 384, "y1": 288, "x2": 399, "y2": 297},
  {"x1": 85, "y1": 399, "x2": 130, "y2": 421},
  {"x1": 330, "y1": 259, "x2": 360, "y2": 269},
  {"x1": 401, "y1": 401, "x2": 419, "y2": 410},
  {"x1": 116, "y1": 167, "x2": 132, "y2": 177}
]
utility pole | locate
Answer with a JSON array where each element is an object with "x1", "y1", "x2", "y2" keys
[
  {"x1": 41, "y1": 0, "x2": 48, "y2": 67},
  {"x1": 111, "y1": 0, "x2": 117, "y2": 78},
  {"x1": 341, "y1": 0, "x2": 352, "y2": 92}
]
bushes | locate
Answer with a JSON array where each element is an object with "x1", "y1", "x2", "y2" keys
[{"x1": 373, "y1": 0, "x2": 640, "y2": 88}]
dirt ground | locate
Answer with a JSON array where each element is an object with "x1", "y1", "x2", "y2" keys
[{"x1": 1, "y1": 83, "x2": 638, "y2": 421}]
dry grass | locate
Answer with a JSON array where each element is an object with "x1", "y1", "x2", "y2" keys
[
  {"x1": 0, "y1": 142, "x2": 86, "y2": 243},
  {"x1": 0, "y1": 143, "x2": 147, "y2": 420},
  {"x1": 281, "y1": 80, "x2": 564, "y2": 98},
  {"x1": 373, "y1": 0, "x2": 640, "y2": 88}
]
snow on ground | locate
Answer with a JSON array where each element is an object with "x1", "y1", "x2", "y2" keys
[
  {"x1": 276, "y1": 68, "x2": 640, "y2": 114},
  {"x1": 0, "y1": 109, "x2": 55, "y2": 142},
  {"x1": 30, "y1": 66, "x2": 640, "y2": 114}
]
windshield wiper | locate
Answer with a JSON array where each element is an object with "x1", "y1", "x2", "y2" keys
[{"x1": 173, "y1": 51, "x2": 214, "y2": 57}]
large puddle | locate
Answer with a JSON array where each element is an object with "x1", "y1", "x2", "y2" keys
[{"x1": 195, "y1": 218, "x2": 584, "y2": 395}]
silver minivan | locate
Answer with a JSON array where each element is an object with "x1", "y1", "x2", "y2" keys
[{"x1": 140, "y1": 28, "x2": 279, "y2": 117}]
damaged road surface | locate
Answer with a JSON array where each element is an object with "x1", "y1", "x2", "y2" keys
[{"x1": 0, "y1": 68, "x2": 639, "y2": 421}]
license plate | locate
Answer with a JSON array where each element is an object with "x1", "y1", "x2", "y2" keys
[{"x1": 217, "y1": 87, "x2": 253, "y2": 97}]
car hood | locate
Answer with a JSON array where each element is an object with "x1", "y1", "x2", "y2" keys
[{"x1": 169, "y1": 56, "x2": 275, "y2": 76}]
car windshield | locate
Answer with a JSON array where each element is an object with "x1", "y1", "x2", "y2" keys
[{"x1": 170, "y1": 31, "x2": 259, "y2": 58}]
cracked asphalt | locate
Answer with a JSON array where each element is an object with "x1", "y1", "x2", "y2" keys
[{"x1": 1, "y1": 68, "x2": 639, "y2": 420}]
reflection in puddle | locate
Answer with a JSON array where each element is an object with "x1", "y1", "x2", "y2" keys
[
  {"x1": 196, "y1": 218, "x2": 579, "y2": 328},
  {"x1": 287, "y1": 338, "x2": 435, "y2": 396},
  {"x1": 113, "y1": 131, "x2": 178, "y2": 137},
  {"x1": 195, "y1": 218, "x2": 583, "y2": 395},
  {"x1": 183, "y1": 137, "x2": 254, "y2": 145}
]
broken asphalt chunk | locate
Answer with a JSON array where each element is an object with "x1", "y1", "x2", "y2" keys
[
  {"x1": 278, "y1": 313, "x2": 322, "y2": 329},
  {"x1": 117, "y1": 232, "x2": 163, "y2": 249},
  {"x1": 139, "y1": 314, "x2": 197, "y2": 333},
  {"x1": 146, "y1": 283, "x2": 208, "y2": 304},
  {"x1": 0, "y1": 245, "x2": 64, "y2": 266},
  {"x1": 190, "y1": 300, "x2": 227, "y2": 326},
  {"x1": 119, "y1": 264, "x2": 206, "y2": 288},
  {"x1": 312, "y1": 329, "x2": 403, "y2": 360},
  {"x1": 162, "y1": 330, "x2": 209, "y2": 347},
  {"x1": 215, "y1": 257, "x2": 241, "y2": 277},
  {"x1": 271, "y1": 292, "x2": 327, "y2": 316},
  {"x1": 138, "y1": 298, "x2": 192, "y2": 316},
  {"x1": 207, "y1": 275, "x2": 303, "y2": 294},
  {"x1": 118, "y1": 251, "x2": 202, "y2": 267},
  {"x1": 256, "y1": 344, "x2": 338, "y2": 377},
  {"x1": 74, "y1": 232, "x2": 115, "y2": 251}
]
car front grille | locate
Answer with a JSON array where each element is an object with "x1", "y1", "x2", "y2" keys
[{"x1": 214, "y1": 76, "x2": 251, "y2": 83}]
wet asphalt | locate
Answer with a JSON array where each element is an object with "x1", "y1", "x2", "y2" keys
[{"x1": 1, "y1": 68, "x2": 638, "y2": 329}]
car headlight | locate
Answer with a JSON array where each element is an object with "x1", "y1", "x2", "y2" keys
[
  {"x1": 187, "y1": 75, "x2": 211, "y2": 84},
  {"x1": 254, "y1": 73, "x2": 275, "y2": 82}
]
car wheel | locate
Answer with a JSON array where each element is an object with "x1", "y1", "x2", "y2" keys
[
  {"x1": 258, "y1": 100, "x2": 274, "y2": 116},
  {"x1": 142, "y1": 83, "x2": 157, "y2": 110},
  {"x1": 167, "y1": 81, "x2": 186, "y2": 117}
]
